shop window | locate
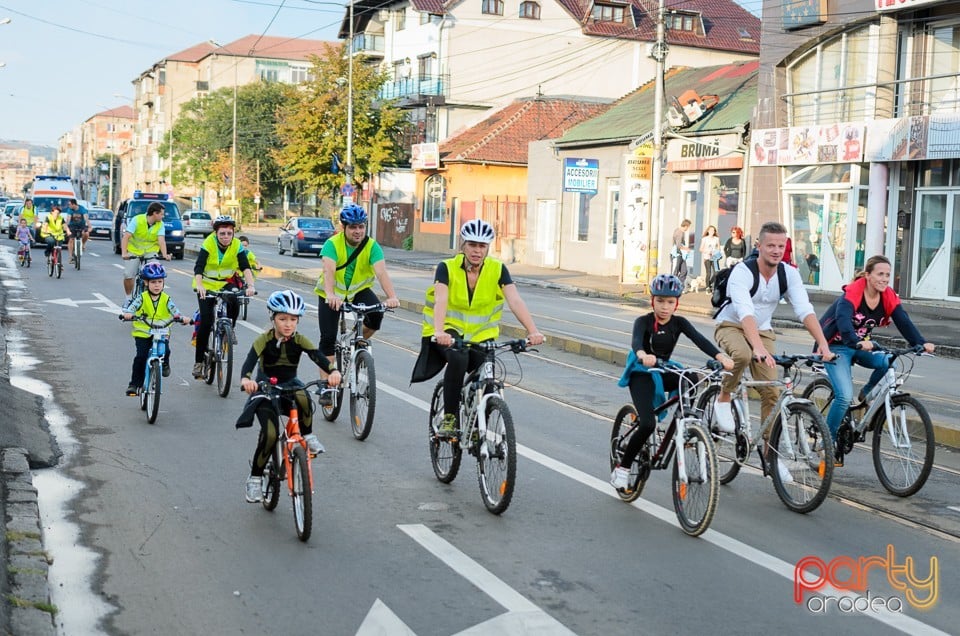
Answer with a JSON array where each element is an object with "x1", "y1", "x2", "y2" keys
[
  {"x1": 575, "y1": 193, "x2": 591, "y2": 242},
  {"x1": 422, "y1": 174, "x2": 446, "y2": 223},
  {"x1": 606, "y1": 183, "x2": 619, "y2": 245}
]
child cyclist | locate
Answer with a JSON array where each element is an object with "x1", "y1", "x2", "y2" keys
[
  {"x1": 120, "y1": 263, "x2": 191, "y2": 396},
  {"x1": 237, "y1": 235, "x2": 262, "y2": 275},
  {"x1": 236, "y1": 290, "x2": 342, "y2": 503},
  {"x1": 610, "y1": 274, "x2": 734, "y2": 491},
  {"x1": 15, "y1": 218, "x2": 32, "y2": 260}
]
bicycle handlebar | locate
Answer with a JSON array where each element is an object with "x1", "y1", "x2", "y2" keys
[
  {"x1": 341, "y1": 301, "x2": 391, "y2": 315},
  {"x1": 255, "y1": 378, "x2": 327, "y2": 396},
  {"x1": 856, "y1": 343, "x2": 930, "y2": 357},
  {"x1": 444, "y1": 337, "x2": 533, "y2": 354},
  {"x1": 118, "y1": 314, "x2": 193, "y2": 326},
  {"x1": 205, "y1": 289, "x2": 257, "y2": 299}
]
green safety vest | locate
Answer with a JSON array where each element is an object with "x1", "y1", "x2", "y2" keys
[
  {"x1": 131, "y1": 292, "x2": 174, "y2": 339},
  {"x1": 313, "y1": 233, "x2": 377, "y2": 300},
  {"x1": 42, "y1": 214, "x2": 65, "y2": 239},
  {"x1": 195, "y1": 234, "x2": 242, "y2": 291},
  {"x1": 126, "y1": 214, "x2": 163, "y2": 256},
  {"x1": 422, "y1": 254, "x2": 504, "y2": 343}
]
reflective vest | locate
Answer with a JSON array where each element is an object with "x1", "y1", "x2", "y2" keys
[
  {"x1": 20, "y1": 205, "x2": 36, "y2": 225},
  {"x1": 42, "y1": 214, "x2": 65, "y2": 239},
  {"x1": 422, "y1": 254, "x2": 504, "y2": 343},
  {"x1": 131, "y1": 292, "x2": 174, "y2": 339},
  {"x1": 313, "y1": 233, "x2": 377, "y2": 300},
  {"x1": 126, "y1": 214, "x2": 163, "y2": 256},
  {"x1": 195, "y1": 234, "x2": 242, "y2": 291}
]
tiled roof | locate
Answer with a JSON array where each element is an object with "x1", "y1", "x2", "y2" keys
[
  {"x1": 93, "y1": 106, "x2": 135, "y2": 120},
  {"x1": 557, "y1": 60, "x2": 758, "y2": 146},
  {"x1": 439, "y1": 97, "x2": 611, "y2": 165},
  {"x1": 167, "y1": 41, "x2": 218, "y2": 63},
  {"x1": 411, "y1": 0, "x2": 446, "y2": 12},
  {"x1": 206, "y1": 35, "x2": 336, "y2": 61}
]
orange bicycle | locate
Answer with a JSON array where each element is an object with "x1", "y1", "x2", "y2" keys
[{"x1": 257, "y1": 378, "x2": 334, "y2": 542}]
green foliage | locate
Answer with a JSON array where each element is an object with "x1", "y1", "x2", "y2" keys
[
  {"x1": 402, "y1": 234, "x2": 413, "y2": 251},
  {"x1": 274, "y1": 44, "x2": 406, "y2": 197}
]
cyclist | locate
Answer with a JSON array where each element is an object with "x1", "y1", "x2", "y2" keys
[
  {"x1": 66, "y1": 199, "x2": 89, "y2": 264},
  {"x1": 192, "y1": 215, "x2": 256, "y2": 378},
  {"x1": 410, "y1": 219, "x2": 545, "y2": 438},
  {"x1": 237, "y1": 235, "x2": 262, "y2": 276},
  {"x1": 817, "y1": 254, "x2": 935, "y2": 456},
  {"x1": 121, "y1": 263, "x2": 190, "y2": 396},
  {"x1": 237, "y1": 290, "x2": 342, "y2": 503},
  {"x1": 15, "y1": 217, "x2": 32, "y2": 255},
  {"x1": 610, "y1": 274, "x2": 733, "y2": 490},
  {"x1": 713, "y1": 221, "x2": 835, "y2": 480},
  {"x1": 121, "y1": 201, "x2": 172, "y2": 300},
  {"x1": 315, "y1": 203, "x2": 400, "y2": 368},
  {"x1": 19, "y1": 198, "x2": 37, "y2": 241},
  {"x1": 40, "y1": 204, "x2": 67, "y2": 259}
]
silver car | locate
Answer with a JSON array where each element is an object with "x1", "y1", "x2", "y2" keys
[
  {"x1": 3, "y1": 200, "x2": 23, "y2": 237},
  {"x1": 182, "y1": 210, "x2": 213, "y2": 237},
  {"x1": 87, "y1": 207, "x2": 114, "y2": 240}
]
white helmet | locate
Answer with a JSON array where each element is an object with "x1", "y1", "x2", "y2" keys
[{"x1": 460, "y1": 219, "x2": 495, "y2": 244}]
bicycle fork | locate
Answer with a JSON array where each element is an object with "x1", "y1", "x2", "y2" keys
[{"x1": 283, "y1": 408, "x2": 314, "y2": 492}]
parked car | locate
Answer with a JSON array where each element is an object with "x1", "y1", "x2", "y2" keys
[
  {"x1": 277, "y1": 216, "x2": 336, "y2": 257},
  {"x1": 112, "y1": 191, "x2": 185, "y2": 259},
  {"x1": 3, "y1": 200, "x2": 23, "y2": 238},
  {"x1": 181, "y1": 209, "x2": 213, "y2": 237},
  {"x1": 87, "y1": 207, "x2": 114, "y2": 241}
]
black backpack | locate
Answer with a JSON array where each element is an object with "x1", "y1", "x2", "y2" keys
[{"x1": 711, "y1": 258, "x2": 788, "y2": 318}]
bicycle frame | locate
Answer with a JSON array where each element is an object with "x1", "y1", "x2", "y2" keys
[
  {"x1": 260, "y1": 379, "x2": 327, "y2": 491},
  {"x1": 455, "y1": 340, "x2": 526, "y2": 455},
  {"x1": 731, "y1": 367, "x2": 812, "y2": 458}
]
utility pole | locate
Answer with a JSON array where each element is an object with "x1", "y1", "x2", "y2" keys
[
  {"x1": 646, "y1": 0, "x2": 667, "y2": 286},
  {"x1": 346, "y1": 0, "x2": 355, "y2": 187},
  {"x1": 231, "y1": 62, "x2": 238, "y2": 203}
]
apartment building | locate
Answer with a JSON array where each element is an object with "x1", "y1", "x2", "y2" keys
[
  {"x1": 750, "y1": 0, "x2": 960, "y2": 302},
  {"x1": 61, "y1": 106, "x2": 136, "y2": 207}
]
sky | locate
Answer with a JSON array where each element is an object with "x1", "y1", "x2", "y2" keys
[
  {"x1": 0, "y1": 0, "x2": 764, "y2": 148},
  {"x1": 0, "y1": 0, "x2": 347, "y2": 146}
]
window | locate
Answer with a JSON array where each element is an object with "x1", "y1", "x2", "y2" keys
[
  {"x1": 422, "y1": 174, "x2": 446, "y2": 223},
  {"x1": 420, "y1": 12, "x2": 441, "y2": 24},
  {"x1": 591, "y1": 4, "x2": 624, "y2": 23},
  {"x1": 396, "y1": 8, "x2": 405, "y2": 31},
  {"x1": 519, "y1": 1, "x2": 540, "y2": 19},
  {"x1": 482, "y1": 0, "x2": 504, "y2": 16},
  {"x1": 418, "y1": 54, "x2": 434, "y2": 79},
  {"x1": 158, "y1": 69, "x2": 166, "y2": 86},
  {"x1": 575, "y1": 193, "x2": 591, "y2": 242},
  {"x1": 290, "y1": 66, "x2": 310, "y2": 83},
  {"x1": 195, "y1": 81, "x2": 209, "y2": 91},
  {"x1": 606, "y1": 183, "x2": 619, "y2": 245},
  {"x1": 668, "y1": 12, "x2": 698, "y2": 31}
]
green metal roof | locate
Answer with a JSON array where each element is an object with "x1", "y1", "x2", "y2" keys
[{"x1": 557, "y1": 60, "x2": 759, "y2": 146}]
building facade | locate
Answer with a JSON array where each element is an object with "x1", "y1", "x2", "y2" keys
[
  {"x1": 60, "y1": 107, "x2": 135, "y2": 207},
  {"x1": 750, "y1": 0, "x2": 960, "y2": 301}
]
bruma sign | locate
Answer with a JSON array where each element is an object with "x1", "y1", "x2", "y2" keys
[{"x1": 665, "y1": 135, "x2": 743, "y2": 172}]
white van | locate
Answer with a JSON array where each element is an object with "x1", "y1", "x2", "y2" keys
[{"x1": 28, "y1": 175, "x2": 78, "y2": 244}]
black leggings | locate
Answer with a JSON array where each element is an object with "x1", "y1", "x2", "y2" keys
[
  {"x1": 250, "y1": 389, "x2": 313, "y2": 476},
  {"x1": 194, "y1": 291, "x2": 240, "y2": 363},
  {"x1": 438, "y1": 336, "x2": 486, "y2": 421},
  {"x1": 619, "y1": 372, "x2": 680, "y2": 468},
  {"x1": 317, "y1": 287, "x2": 385, "y2": 356}
]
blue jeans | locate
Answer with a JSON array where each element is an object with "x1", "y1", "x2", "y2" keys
[{"x1": 823, "y1": 344, "x2": 889, "y2": 441}]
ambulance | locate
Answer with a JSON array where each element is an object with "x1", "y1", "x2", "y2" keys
[{"x1": 28, "y1": 175, "x2": 78, "y2": 243}]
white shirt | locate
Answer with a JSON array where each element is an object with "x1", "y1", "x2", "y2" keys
[{"x1": 714, "y1": 261, "x2": 814, "y2": 330}]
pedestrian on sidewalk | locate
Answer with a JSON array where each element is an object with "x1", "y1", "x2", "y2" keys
[
  {"x1": 699, "y1": 225, "x2": 721, "y2": 292},
  {"x1": 724, "y1": 226, "x2": 747, "y2": 268},
  {"x1": 671, "y1": 219, "x2": 693, "y2": 288}
]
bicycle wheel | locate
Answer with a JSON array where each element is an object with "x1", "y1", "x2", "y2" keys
[
  {"x1": 203, "y1": 331, "x2": 216, "y2": 385},
  {"x1": 47, "y1": 252, "x2": 54, "y2": 277},
  {"x1": 321, "y1": 348, "x2": 344, "y2": 422},
  {"x1": 672, "y1": 422, "x2": 719, "y2": 537},
  {"x1": 216, "y1": 324, "x2": 233, "y2": 398},
  {"x1": 290, "y1": 444, "x2": 312, "y2": 542},
  {"x1": 769, "y1": 402, "x2": 834, "y2": 514},
  {"x1": 802, "y1": 377, "x2": 833, "y2": 418},
  {"x1": 261, "y1": 443, "x2": 282, "y2": 511},
  {"x1": 17, "y1": 250, "x2": 25, "y2": 267},
  {"x1": 476, "y1": 396, "x2": 517, "y2": 515},
  {"x1": 56, "y1": 252, "x2": 63, "y2": 279},
  {"x1": 608, "y1": 404, "x2": 646, "y2": 502},
  {"x1": 74, "y1": 242, "x2": 81, "y2": 270},
  {"x1": 871, "y1": 395, "x2": 934, "y2": 497},
  {"x1": 428, "y1": 381, "x2": 461, "y2": 483},
  {"x1": 145, "y1": 360, "x2": 161, "y2": 424},
  {"x1": 349, "y1": 349, "x2": 376, "y2": 440},
  {"x1": 696, "y1": 386, "x2": 747, "y2": 485}
]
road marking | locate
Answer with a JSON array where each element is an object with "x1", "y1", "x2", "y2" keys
[
  {"x1": 570, "y1": 309, "x2": 634, "y2": 324},
  {"x1": 380, "y1": 379, "x2": 948, "y2": 636},
  {"x1": 948, "y1": 506, "x2": 960, "y2": 514}
]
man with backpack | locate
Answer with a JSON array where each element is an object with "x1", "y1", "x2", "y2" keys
[{"x1": 711, "y1": 222, "x2": 835, "y2": 443}]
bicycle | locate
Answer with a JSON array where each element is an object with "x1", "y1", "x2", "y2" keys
[
  {"x1": 201, "y1": 289, "x2": 249, "y2": 398},
  {"x1": 257, "y1": 378, "x2": 335, "y2": 542},
  {"x1": 697, "y1": 354, "x2": 833, "y2": 514},
  {"x1": 119, "y1": 314, "x2": 192, "y2": 424},
  {"x1": 610, "y1": 360, "x2": 722, "y2": 537},
  {"x1": 427, "y1": 338, "x2": 534, "y2": 515},
  {"x1": 801, "y1": 344, "x2": 934, "y2": 497},
  {"x1": 124, "y1": 254, "x2": 161, "y2": 300},
  {"x1": 71, "y1": 232, "x2": 82, "y2": 270},
  {"x1": 320, "y1": 301, "x2": 390, "y2": 441},
  {"x1": 46, "y1": 237, "x2": 64, "y2": 278},
  {"x1": 16, "y1": 242, "x2": 31, "y2": 268}
]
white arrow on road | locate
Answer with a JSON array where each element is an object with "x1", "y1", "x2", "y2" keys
[
  {"x1": 356, "y1": 524, "x2": 576, "y2": 636},
  {"x1": 46, "y1": 293, "x2": 123, "y2": 314}
]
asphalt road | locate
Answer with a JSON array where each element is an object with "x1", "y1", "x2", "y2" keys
[{"x1": 6, "y1": 236, "x2": 960, "y2": 635}]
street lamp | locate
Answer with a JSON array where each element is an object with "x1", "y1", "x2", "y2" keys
[{"x1": 346, "y1": 0, "x2": 354, "y2": 187}]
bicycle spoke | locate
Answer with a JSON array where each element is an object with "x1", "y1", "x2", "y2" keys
[{"x1": 872, "y1": 395, "x2": 934, "y2": 497}]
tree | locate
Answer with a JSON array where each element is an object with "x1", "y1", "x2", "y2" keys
[{"x1": 274, "y1": 43, "x2": 406, "y2": 206}]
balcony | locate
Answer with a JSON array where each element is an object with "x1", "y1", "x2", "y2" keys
[
  {"x1": 379, "y1": 74, "x2": 449, "y2": 105},
  {"x1": 351, "y1": 33, "x2": 384, "y2": 58}
]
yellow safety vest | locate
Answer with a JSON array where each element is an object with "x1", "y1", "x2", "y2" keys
[
  {"x1": 42, "y1": 214, "x2": 66, "y2": 239},
  {"x1": 20, "y1": 205, "x2": 36, "y2": 225},
  {"x1": 126, "y1": 214, "x2": 163, "y2": 256},
  {"x1": 422, "y1": 254, "x2": 504, "y2": 343},
  {"x1": 313, "y1": 233, "x2": 377, "y2": 300},
  {"x1": 132, "y1": 292, "x2": 175, "y2": 339},
  {"x1": 195, "y1": 234, "x2": 242, "y2": 291}
]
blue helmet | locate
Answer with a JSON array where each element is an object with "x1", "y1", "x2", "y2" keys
[
  {"x1": 140, "y1": 263, "x2": 167, "y2": 280},
  {"x1": 267, "y1": 290, "x2": 305, "y2": 317},
  {"x1": 649, "y1": 274, "x2": 683, "y2": 297},
  {"x1": 340, "y1": 203, "x2": 367, "y2": 225}
]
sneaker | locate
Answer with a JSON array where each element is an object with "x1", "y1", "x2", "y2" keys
[
  {"x1": 245, "y1": 476, "x2": 262, "y2": 503},
  {"x1": 125, "y1": 384, "x2": 138, "y2": 397},
  {"x1": 192, "y1": 362, "x2": 204, "y2": 378},
  {"x1": 162, "y1": 364, "x2": 171, "y2": 378},
  {"x1": 834, "y1": 451, "x2": 844, "y2": 468},
  {"x1": 437, "y1": 413, "x2": 458, "y2": 439},
  {"x1": 775, "y1": 458, "x2": 794, "y2": 484},
  {"x1": 610, "y1": 466, "x2": 631, "y2": 490},
  {"x1": 303, "y1": 434, "x2": 325, "y2": 455},
  {"x1": 713, "y1": 401, "x2": 736, "y2": 434},
  {"x1": 317, "y1": 391, "x2": 333, "y2": 407}
]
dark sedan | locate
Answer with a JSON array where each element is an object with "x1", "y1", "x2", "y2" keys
[{"x1": 277, "y1": 216, "x2": 336, "y2": 257}]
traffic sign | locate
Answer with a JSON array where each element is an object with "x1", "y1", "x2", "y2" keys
[{"x1": 340, "y1": 184, "x2": 356, "y2": 197}]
